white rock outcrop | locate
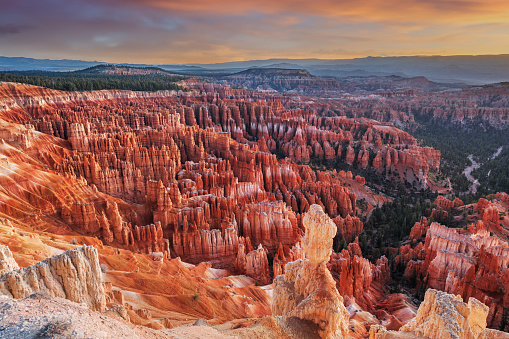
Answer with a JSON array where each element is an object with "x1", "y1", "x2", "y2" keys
[
  {"x1": 0, "y1": 245, "x2": 19, "y2": 273},
  {"x1": 400, "y1": 289, "x2": 488, "y2": 339},
  {"x1": 0, "y1": 245, "x2": 105, "y2": 311}
]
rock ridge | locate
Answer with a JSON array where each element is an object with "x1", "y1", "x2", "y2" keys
[{"x1": 0, "y1": 245, "x2": 106, "y2": 312}]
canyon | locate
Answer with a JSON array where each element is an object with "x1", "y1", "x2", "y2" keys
[{"x1": 0, "y1": 71, "x2": 508, "y2": 339}]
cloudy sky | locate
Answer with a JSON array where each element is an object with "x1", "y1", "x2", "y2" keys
[{"x1": 1, "y1": 0, "x2": 509, "y2": 64}]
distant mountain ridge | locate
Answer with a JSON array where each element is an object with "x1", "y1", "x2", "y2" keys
[
  {"x1": 220, "y1": 67, "x2": 339, "y2": 93},
  {"x1": 0, "y1": 56, "x2": 101, "y2": 71},
  {"x1": 233, "y1": 67, "x2": 314, "y2": 77},
  {"x1": 78, "y1": 64, "x2": 177, "y2": 76},
  {"x1": 181, "y1": 55, "x2": 509, "y2": 85},
  {"x1": 2, "y1": 54, "x2": 509, "y2": 85}
]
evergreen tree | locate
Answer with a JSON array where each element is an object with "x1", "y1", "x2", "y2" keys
[{"x1": 500, "y1": 307, "x2": 509, "y2": 332}]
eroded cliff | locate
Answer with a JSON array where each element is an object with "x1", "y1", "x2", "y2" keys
[{"x1": 0, "y1": 245, "x2": 105, "y2": 311}]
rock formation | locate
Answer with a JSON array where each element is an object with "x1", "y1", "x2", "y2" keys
[
  {"x1": 334, "y1": 214, "x2": 364, "y2": 243},
  {"x1": 0, "y1": 79, "x2": 456, "y2": 336},
  {"x1": 0, "y1": 245, "x2": 19, "y2": 274},
  {"x1": 325, "y1": 79, "x2": 509, "y2": 130},
  {"x1": 370, "y1": 289, "x2": 509, "y2": 339},
  {"x1": 272, "y1": 242, "x2": 305, "y2": 277},
  {"x1": 328, "y1": 240, "x2": 390, "y2": 311},
  {"x1": 235, "y1": 243, "x2": 271, "y2": 284},
  {"x1": 401, "y1": 289, "x2": 488, "y2": 339},
  {"x1": 272, "y1": 204, "x2": 350, "y2": 339},
  {"x1": 408, "y1": 216, "x2": 429, "y2": 241},
  {"x1": 402, "y1": 221, "x2": 509, "y2": 328},
  {"x1": 0, "y1": 245, "x2": 106, "y2": 312},
  {"x1": 435, "y1": 196, "x2": 464, "y2": 211},
  {"x1": 0, "y1": 82, "x2": 390, "y2": 275}
]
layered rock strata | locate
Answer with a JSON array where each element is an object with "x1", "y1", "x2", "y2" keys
[{"x1": 402, "y1": 222, "x2": 509, "y2": 328}]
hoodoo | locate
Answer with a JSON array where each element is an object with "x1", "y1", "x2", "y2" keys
[{"x1": 272, "y1": 204, "x2": 350, "y2": 339}]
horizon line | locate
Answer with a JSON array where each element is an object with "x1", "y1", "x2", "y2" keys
[{"x1": 2, "y1": 53, "x2": 509, "y2": 67}]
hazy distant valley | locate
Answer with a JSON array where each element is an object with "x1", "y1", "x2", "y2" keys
[{"x1": 4, "y1": 54, "x2": 509, "y2": 85}]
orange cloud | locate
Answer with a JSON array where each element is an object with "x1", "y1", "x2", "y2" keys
[
  {"x1": 2, "y1": 0, "x2": 509, "y2": 63},
  {"x1": 125, "y1": 0, "x2": 509, "y2": 23}
]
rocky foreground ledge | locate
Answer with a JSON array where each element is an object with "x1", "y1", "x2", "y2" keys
[
  {"x1": 0, "y1": 295, "x2": 171, "y2": 339},
  {"x1": 370, "y1": 289, "x2": 509, "y2": 339}
]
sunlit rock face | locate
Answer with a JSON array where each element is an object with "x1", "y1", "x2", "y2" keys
[
  {"x1": 272, "y1": 204, "x2": 350, "y2": 339},
  {"x1": 401, "y1": 289, "x2": 488, "y2": 339},
  {"x1": 370, "y1": 289, "x2": 509, "y2": 339},
  {"x1": 0, "y1": 245, "x2": 106, "y2": 312},
  {"x1": 0, "y1": 245, "x2": 19, "y2": 274}
]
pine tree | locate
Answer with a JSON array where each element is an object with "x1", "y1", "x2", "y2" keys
[{"x1": 500, "y1": 307, "x2": 508, "y2": 332}]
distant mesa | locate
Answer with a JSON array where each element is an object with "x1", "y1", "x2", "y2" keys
[
  {"x1": 77, "y1": 64, "x2": 179, "y2": 76},
  {"x1": 232, "y1": 67, "x2": 315, "y2": 77}
]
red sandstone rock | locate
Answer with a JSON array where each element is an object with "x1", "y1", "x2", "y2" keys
[
  {"x1": 328, "y1": 242, "x2": 390, "y2": 311},
  {"x1": 404, "y1": 222, "x2": 509, "y2": 328},
  {"x1": 0, "y1": 83, "x2": 401, "y2": 327},
  {"x1": 434, "y1": 196, "x2": 462, "y2": 211},
  {"x1": 272, "y1": 242, "x2": 305, "y2": 277},
  {"x1": 334, "y1": 214, "x2": 364, "y2": 243},
  {"x1": 355, "y1": 175, "x2": 366, "y2": 185},
  {"x1": 236, "y1": 244, "x2": 271, "y2": 284},
  {"x1": 346, "y1": 146, "x2": 356, "y2": 165},
  {"x1": 409, "y1": 217, "x2": 429, "y2": 241},
  {"x1": 496, "y1": 192, "x2": 509, "y2": 204}
]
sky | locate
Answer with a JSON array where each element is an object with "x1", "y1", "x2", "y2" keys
[{"x1": 1, "y1": 0, "x2": 509, "y2": 64}]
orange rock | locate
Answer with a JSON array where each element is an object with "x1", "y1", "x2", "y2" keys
[
  {"x1": 409, "y1": 217, "x2": 429, "y2": 241},
  {"x1": 272, "y1": 205, "x2": 350, "y2": 339},
  {"x1": 405, "y1": 222, "x2": 509, "y2": 328},
  {"x1": 334, "y1": 214, "x2": 364, "y2": 243},
  {"x1": 355, "y1": 175, "x2": 366, "y2": 185},
  {"x1": 328, "y1": 242, "x2": 390, "y2": 311}
]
